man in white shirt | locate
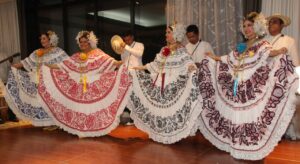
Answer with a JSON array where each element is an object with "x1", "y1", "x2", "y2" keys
[
  {"x1": 120, "y1": 31, "x2": 144, "y2": 125},
  {"x1": 185, "y1": 25, "x2": 214, "y2": 63},
  {"x1": 120, "y1": 31, "x2": 144, "y2": 68},
  {"x1": 265, "y1": 14, "x2": 299, "y2": 66},
  {"x1": 266, "y1": 14, "x2": 300, "y2": 140}
]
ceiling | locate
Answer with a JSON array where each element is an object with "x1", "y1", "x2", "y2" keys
[{"x1": 90, "y1": 1, "x2": 165, "y2": 27}]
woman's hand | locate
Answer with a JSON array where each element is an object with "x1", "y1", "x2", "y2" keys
[
  {"x1": 132, "y1": 65, "x2": 147, "y2": 70},
  {"x1": 46, "y1": 64, "x2": 59, "y2": 69},
  {"x1": 188, "y1": 64, "x2": 197, "y2": 73},
  {"x1": 205, "y1": 52, "x2": 221, "y2": 61},
  {"x1": 113, "y1": 60, "x2": 123, "y2": 68},
  {"x1": 269, "y1": 47, "x2": 288, "y2": 57},
  {"x1": 12, "y1": 63, "x2": 23, "y2": 69}
]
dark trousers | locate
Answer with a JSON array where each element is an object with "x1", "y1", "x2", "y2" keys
[{"x1": 8, "y1": 107, "x2": 17, "y2": 121}]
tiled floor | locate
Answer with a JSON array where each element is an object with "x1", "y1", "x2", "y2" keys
[{"x1": 0, "y1": 126, "x2": 299, "y2": 164}]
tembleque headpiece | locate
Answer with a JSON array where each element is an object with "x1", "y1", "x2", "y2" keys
[
  {"x1": 169, "y1": 22, "x2": 185, "y2": 42},
  {"x1": 76, "y1": 31, "x2": 98, "y2": 49},
  {"x1": 47, "y1": 31, "x2": 59, "y2": 46},
  {"x1": 240, "y1": 12, "x2": 267, "y2": 38}
]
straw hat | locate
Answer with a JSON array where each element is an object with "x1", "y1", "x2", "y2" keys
[
  {"x1": 267, "y1": 14, "x2": 291, "y2": 27},
  {"x1": 111, "y1": 35, "x2": 124, "y2": 55}
]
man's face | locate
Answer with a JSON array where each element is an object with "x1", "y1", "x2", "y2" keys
[
  {"x1": 186, "y1": 32, "x2": 199, "y2": 45},
  {"x1": 268, "y1": 18, "x2": 284, "y2": 36},
  {"x1": 123, "y1": 35, "x2": 134, "y2": 45}
]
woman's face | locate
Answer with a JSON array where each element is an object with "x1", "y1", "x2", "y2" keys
[
  {"x1": 79, "y1": 37, "x2": 91, "y2": 52},
  {"x1": 243, "y1": 20, "x2": 256, "y2": 39},
  {"x1": 40, "y1": 34, "x2": 51, "y2": 48},
  {"x1": 165, "y1": 27, "x2": 176, "y2": 44}
]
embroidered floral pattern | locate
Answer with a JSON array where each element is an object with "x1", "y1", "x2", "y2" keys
[
  {"x1": 6, "y1": 70, "x2": 51, "y2": 121},
  {"x1": 228, "y1": 41, "x2": 270, "y2": 71},
  {"x1": 17, "y1": 70, "x2": 37, "y2": 97},
  {"x1": 129, "y1": 47, "x2": 201, "y2": 143},
  {"x1": 38, "y1": 66, "x2": 131, "y2": 131},
  {"x1": 217, "y1": 61, "x2": 271, "y2": 104},
  {"x1": 130, "y1": 83, "x2": 199, "y2": 134},
  {"x1": 197, "y1": 53, "x2": 295, "y2": 147},
  {"x1": 63, "y1": 54, "x2": 111, "y2": 73},
  {"x1": 4, "y1": 48, "x2": 68, "y2": 124},
  {"x1": 22, "y1": 47, "x2": 68, "y2": 71},
  {"x1": 135, "y1": 71, "x2": 191, "y2": 108},
  {"x1": 33, "y1": 47, "x2": 132, "y2": 136},
  {"x1": 153, "y1": 48, "x2": 193, "y2": 69},
  {"x1": 275, "y1": 55, "x2": 295, "y2": 83},
  {"x1": 51, "y1": 69, "x2": 117, "y2": 103}
]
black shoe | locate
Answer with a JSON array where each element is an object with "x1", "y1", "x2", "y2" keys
[
  {"x1": 0, "y1": 118, "x2": 4, "y2": 124},
  {"x1": 7, "y1": 109, "x2": 19, "y2": 122},
  {"x1": 120, "y1": 111, "x2": 131, "y2": 125},
  {"x1": 10, "y1": 118, "x2": 19, "y2": 122}
]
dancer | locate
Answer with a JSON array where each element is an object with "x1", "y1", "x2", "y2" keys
[
  {"x1": 265, "y1": 13, "x2": 300, "y2": 140},
  {"x1": 38, "y1": 31, "x2": 131, "y2": 137},
  {"x1": 120, "y1": 31, "x2": 144, "y2": 125},
  {"x1": 129, "y1": 23, "x2": 201, "y2": 144},
  {"x1": 197, "y1": 12, "x2": 298, "y2": 160},
  {"x1": 3, "y1": 31, "x2": 68, "y2": 126}
]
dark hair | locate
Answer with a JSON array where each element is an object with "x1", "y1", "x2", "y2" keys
[
  {"x1": 186, "y1": 24, "x2": 199, "y2": 34},
  {"x1": 79, "y1": 31, "x2": 90, "y2": 40},
  {"x1": 168, "y1": 25, "x2": 174, "y2": 31},
  {"x1": 244, "y1": 12, "x2": 259, "y2": 23},
  {"x1": 40, "y1": 32, "x2": 51, "y2": 39},
  {"x1": 122, "y1": 30, "x2": 134, "y2": 37}
]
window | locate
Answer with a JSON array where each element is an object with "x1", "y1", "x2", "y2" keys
[{"x1": 20, "y1": 0, "x2": 166, "y2": 63}]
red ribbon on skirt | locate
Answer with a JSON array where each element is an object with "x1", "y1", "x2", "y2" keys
[{"x1": 152, "y1": 73, "x2": 166, "y2": 95}]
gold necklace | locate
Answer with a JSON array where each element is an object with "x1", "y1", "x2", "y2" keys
[
  {"x1": 79, "y1": 50, "x2": 93, "y2": 93},
  {"x1": 233, "y1": 38, "x2": 259, "y2": 96}
]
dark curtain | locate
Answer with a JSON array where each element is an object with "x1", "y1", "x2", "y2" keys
[
  {"x1": 243, "y1": 0, "x2": 262, "y2": 16},
  {"x1": 17, "y1": 0, "x2": 39, "y2": 58}
]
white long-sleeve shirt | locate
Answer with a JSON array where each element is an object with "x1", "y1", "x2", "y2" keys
[
  {"x1": 185, "y1": 40, "x2": 214, "y2": 63},
  {"x1": 121, "y1": 41, "x2": 144, "y2": 68},
  {"x1": 265, "y1": 33, "x2": 299, "y2": 66}
]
